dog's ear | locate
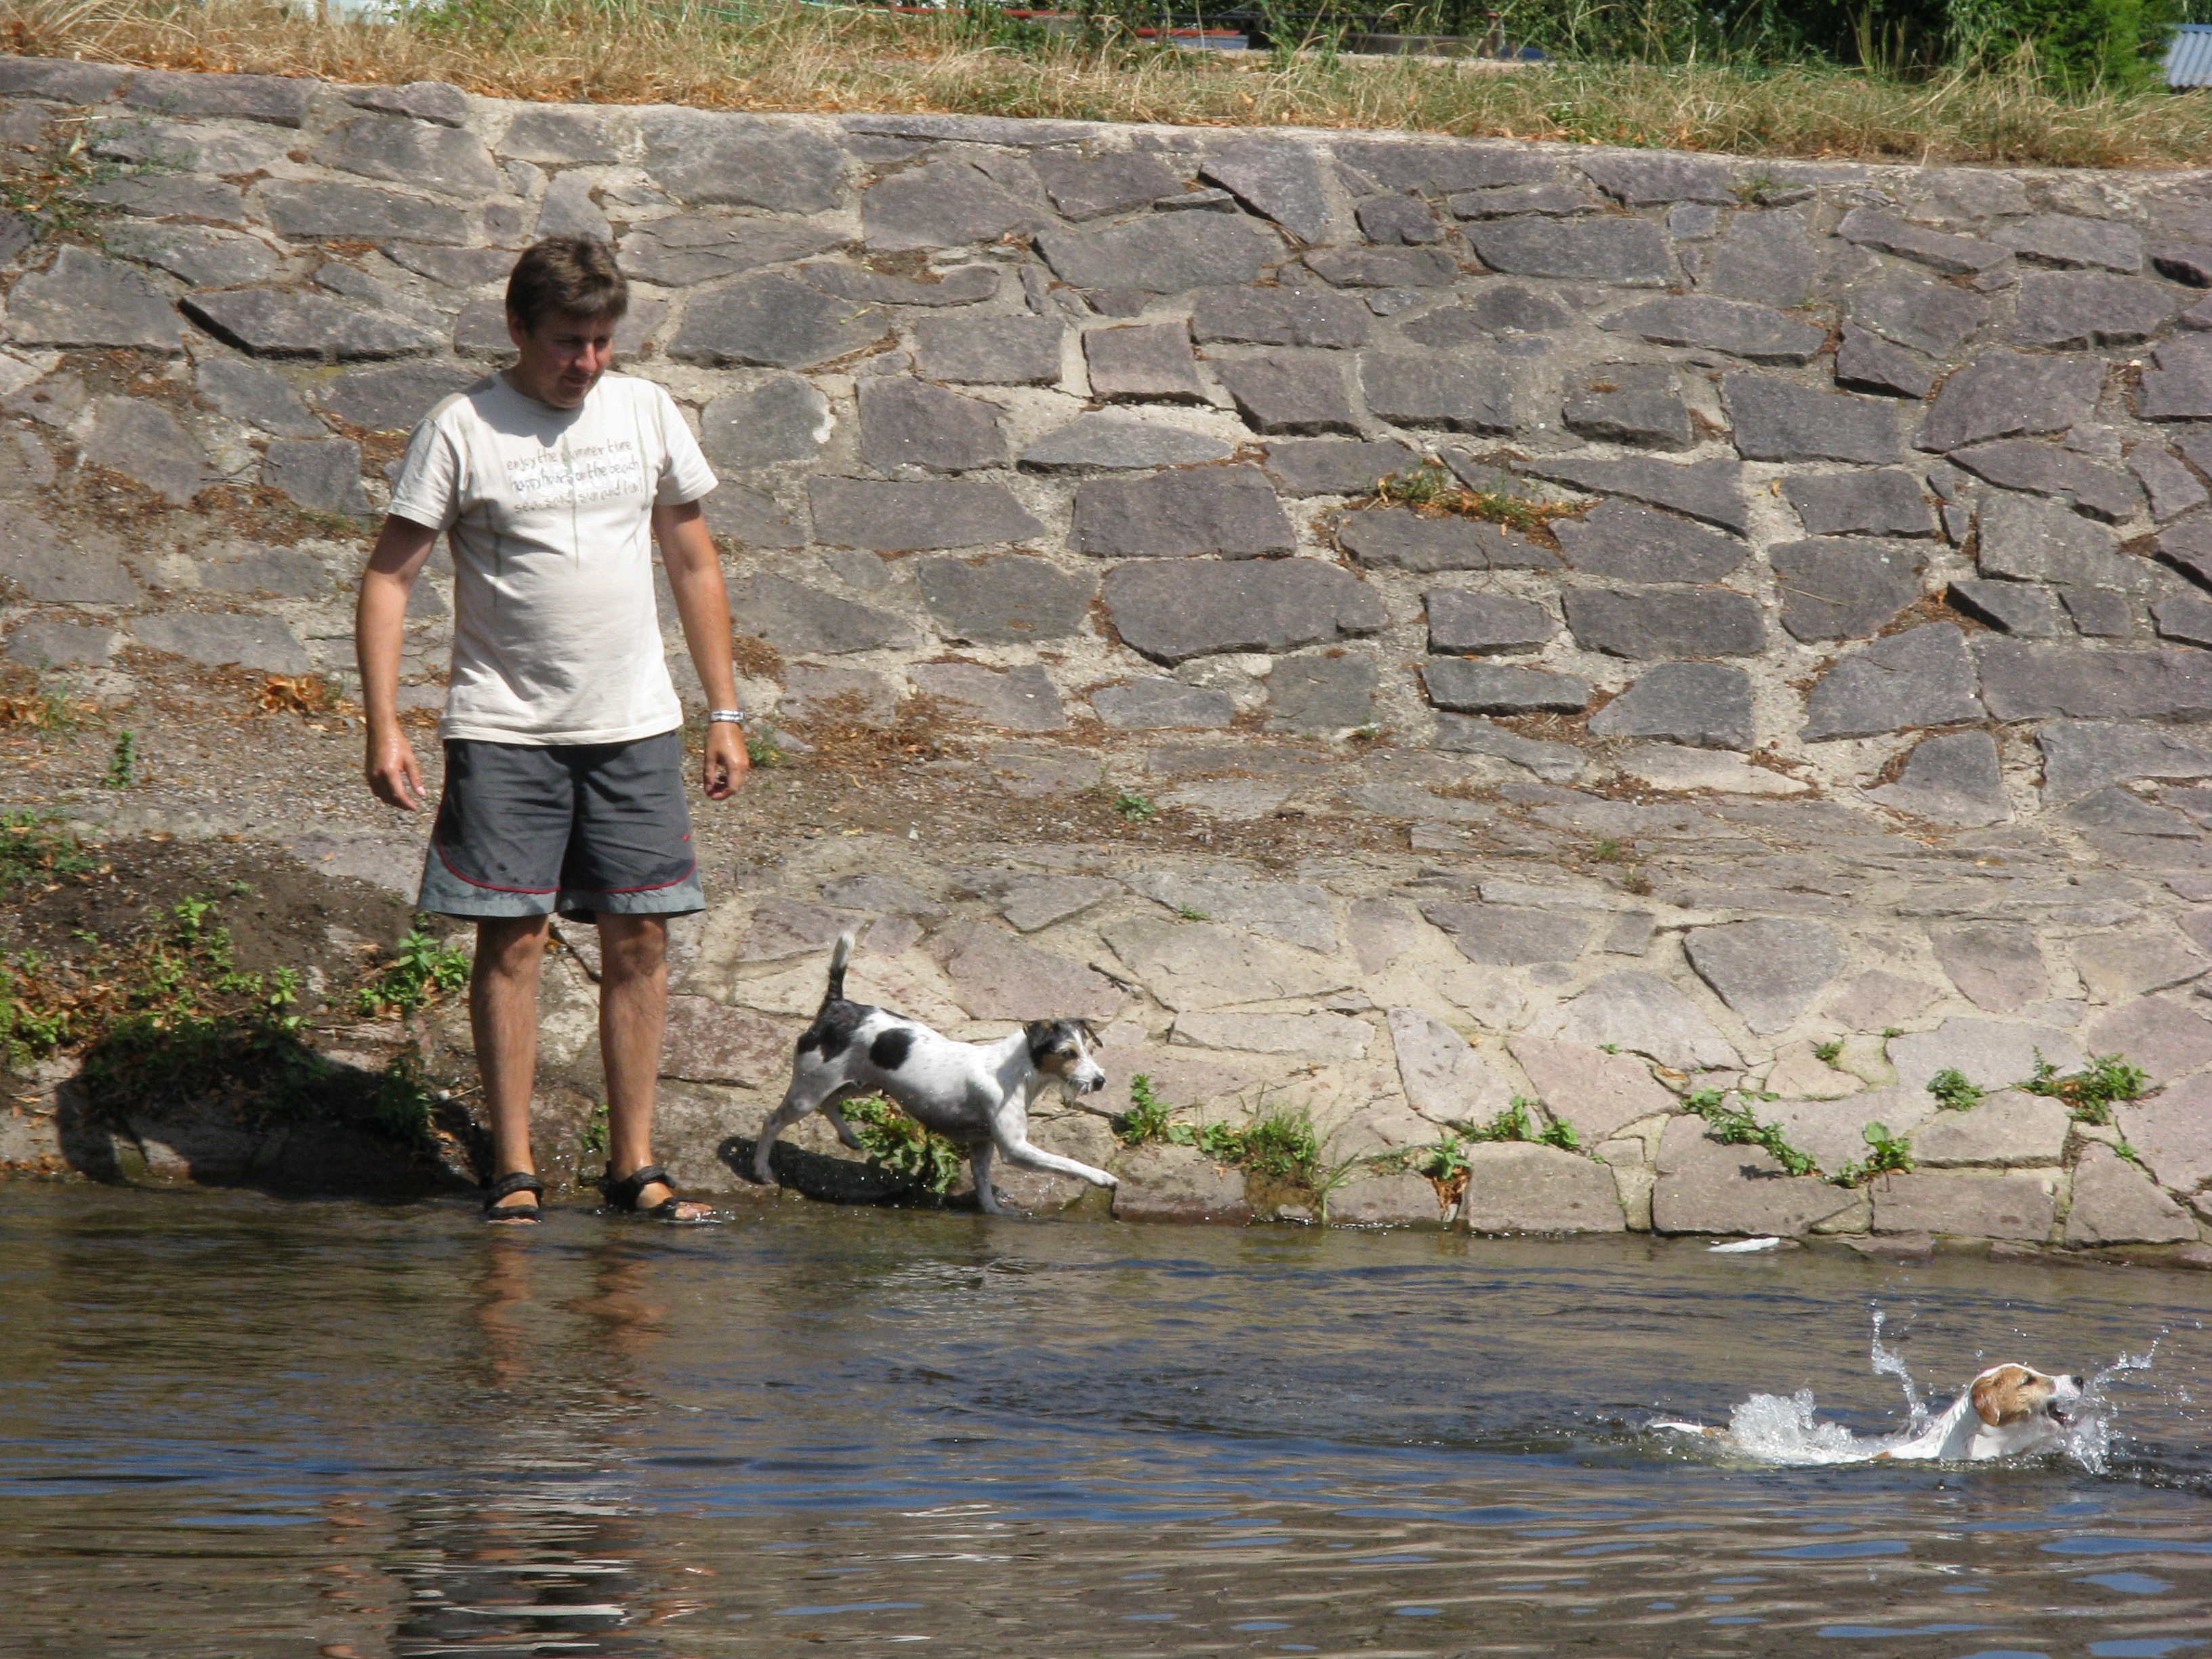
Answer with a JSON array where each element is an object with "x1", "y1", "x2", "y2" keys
[
  {"x1": 1076, "y1": 1019, "x2": 1103, "y2": 1048},
  {"x1": 1972, "y1": 1364, "x2": 2034, "y2": 1427}
]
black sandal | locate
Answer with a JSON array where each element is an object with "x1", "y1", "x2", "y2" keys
[
  {"x1": 482, "y1": 1171, "x2": 544, "y2": 1224},
  {"x1": 602, "y1": 1163, "x2": 716, "y2": 1223}
]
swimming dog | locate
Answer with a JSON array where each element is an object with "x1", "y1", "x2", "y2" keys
[
  {"x1": 1881, "y1": 1364, "x2": 2085, "y2": 1460},
  {"x1": 1654, "y1": 1363, "x2": 2085, "y2": 1462},
  {"x1": 750, "y1": 931, "x2": 1120, "y2": 1214}
]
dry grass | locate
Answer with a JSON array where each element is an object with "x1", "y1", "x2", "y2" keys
[
  {"x1": 8, "y1": 0, "x2": 2212, "y2": 167},
  {"x1": 785, "y1": 689, "x2": 951, "y2": 772}
]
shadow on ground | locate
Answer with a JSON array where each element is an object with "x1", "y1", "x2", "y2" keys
[
  {"x1": 49, "y1": 1044, "x2": 477, "y2": 1199},
  {"x1": 720, "y1": 1134, "x2": 943, "y2": 1206}
]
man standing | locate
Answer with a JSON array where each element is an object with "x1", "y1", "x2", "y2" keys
[{"x1": 355, "y1": 236, "x2": 747, "y2": 1223}]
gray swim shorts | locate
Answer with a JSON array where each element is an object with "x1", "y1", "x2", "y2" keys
[{"x1": 417, "y1": 729, "x2": 706, "y2": 922}]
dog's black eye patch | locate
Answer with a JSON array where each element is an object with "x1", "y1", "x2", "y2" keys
[
  {"x1": 869, "y1": 1027, "x2": 915, "y2": 1070},
  {"x1": 800, "y1": 1000, "x2": 870, "y2": 1061}
]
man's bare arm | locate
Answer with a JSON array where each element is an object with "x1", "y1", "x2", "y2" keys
[
  {"x1": 355, "y1": 515, "x2": 441, "y2": 811},
  {"x1": 655, "y1": 500, "x2": 749, "y2": 802}
]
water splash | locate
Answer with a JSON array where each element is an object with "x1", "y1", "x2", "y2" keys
[
  {"x1": 1654, "y1": 1311, "x2": 2155, "y2": 1472},
  {"x1": 1722, "y1": 1389, "x2": 1878, "y2": 1465},
  {"x1": 1868, "y1": 1308, "x2": 1928, "y2": 1435},
  {"x1": 2066, "y1": 1340, "x2": 2158, "y2": 1475}
]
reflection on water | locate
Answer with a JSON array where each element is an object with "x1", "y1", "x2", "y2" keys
[
  {"x1": 3, "y1": 1187, "x2": 2211, "y2": 1658},
  {"x1": 388, "y1": 1236, "x2": 672, "y2": 1657}
]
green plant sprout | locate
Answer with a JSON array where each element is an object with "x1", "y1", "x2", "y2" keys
[
  {"x1": 0, "y1": 813, "x2": 102, "y2": 890},
  {"x1": 1372, "y1": 464, "x2": 1569, "y2": 535},
  {"x1": 356, "y1": 926, "x2": 472, "y2": 1018},
  {"x1": 1116, "y1": 1073, "x2": 1177, "y2": 1146},
  {"x1": 1113, "y1": 1076, "x2": 1330, "y2": 1190},
  {"x1": 1680, "y1": 1088, "x2": 1817, "y2": 1178},
  {"x1": 1113, "y1": 792, "x2": 1157, "y2": 821},
  {"x1": 1831, "y1": 1121, "x2": 1914, "y2": 1189},
  {"x1": 2021, "y1": 1051, "x2": 2148, "y2": 1126},
  {"x1": 843, "y1": 1094, "x2": 967, "y2": 1193},
  {"x1": 1926, "y1": 1068, "x2": 1984, "y2": 1112}
]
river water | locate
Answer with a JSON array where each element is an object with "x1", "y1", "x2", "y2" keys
[{"x1": 5, "y1": 1187, "x2": 2211, "y2": 1659}]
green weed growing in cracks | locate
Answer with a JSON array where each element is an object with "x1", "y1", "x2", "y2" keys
[
  {"x1": 1389, "y1": 1100, "x2": 1579, "y2": 1217},
  {"x1": 842, "y1": 1094, "x2": 967, "y2": 1195},
  {"x1": 1116, "y1": 1072, "x2": 1178, "y2": 1145},
  {"x1": 1113, "y1": 792, "x2": 1158, "y2": 823},
  {"x1": 73, "y1": 899, "x2": 327, "y2": 1123},
  {"x1": 0, "y1": 684, "x2": 89, "y2": 737},
  {"x1": 1372, "y1": 462, "x2": 1568, "y2": 536},
  {"x1": 1679, "y1": 1087, "x2": 1818, "y2": 1179},
  {"x1": 1926, "y1": 1067, "x2": 1984, "y2": 1112},
  {"x1": 579, "y1": 1099, "x2": 610, "y2": 1163},
  {"x1": 2021, "y1": 1050, "x2": 2149, "y2": 1126},
  {"x1": 0, "y1": 812, "x2": 102, "y2": 890},
  {"x1": 0, "y1": 119, "x2": 130, "y2": 246},
  {"x1": 1114, "y1": 1074, "x2": 1332, "y2": 1190},
  {"x1": 1457, "y1": 1095, "x2": 1580, "y2": 1152},
  {"x1": 355, "y1": 925, "x2": 471, "y2": 1018},
  {"x1": 374, "y1": 1051, "x2": 443, "y2": 1145},
  {"x1": 1, "y1": 876, "x2": 457, "y2": 1147},
  {"x1": 1830, "y1": 1121, "x2": 1915, "y2": 1189}
]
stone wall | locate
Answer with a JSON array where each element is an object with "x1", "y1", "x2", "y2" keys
[{"x1": 6, "y1": 56, "x2": 2212, "y2": 1250}]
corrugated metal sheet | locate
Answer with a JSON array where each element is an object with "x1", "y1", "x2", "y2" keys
[{"x1": 2167, "y1": 24, "x2": 2212, "y2": 88}]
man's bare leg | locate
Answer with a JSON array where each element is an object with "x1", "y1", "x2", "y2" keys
[
  {"x1": 473, "y1": 915, "x2": 552, "y2": 1215},
  {"x1": 599, "y1": 912, "x2": 711, "y2": 1219}
]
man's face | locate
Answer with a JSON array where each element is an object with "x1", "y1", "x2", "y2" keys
[{"x1": 506, "y1": 308, "x2": 619, "y2": 409}]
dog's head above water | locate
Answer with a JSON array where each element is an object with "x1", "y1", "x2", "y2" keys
[
  {"x1": 1025, "y1": 1019, "x2": 1108, "y2": 1099},
  {"x1": 1971, "y1": 1364, "x2": 2085, "y2": 1430}
]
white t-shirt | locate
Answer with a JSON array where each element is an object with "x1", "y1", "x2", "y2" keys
[{"x1": 387, "y1": 371, "x2": 718, "y2": 745}]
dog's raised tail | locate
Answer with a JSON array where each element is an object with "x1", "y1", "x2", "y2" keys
[{"x1": 822, "y1": 930, "x2": 856, "y2": 1008}]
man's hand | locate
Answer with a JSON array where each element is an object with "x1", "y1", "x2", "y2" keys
[
  {"x1": 355, "y1": 513, "x2": 440, "y2": 812},
  {"x1": 703, "y1": 720, "x2": 750, "y2": 802},
  {"x1": 655, "y1": 501, "x2": 750, "y2": 800},
  {"x1": 367, "y1": 726, "x2": 426, "y2": 811}
]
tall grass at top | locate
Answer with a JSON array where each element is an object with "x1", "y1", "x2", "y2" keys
[{"x1": 3, "y1": 0, "x2": 2212, "y2": 164}]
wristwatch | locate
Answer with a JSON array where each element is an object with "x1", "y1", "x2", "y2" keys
[{"x1": 706, "y1": 708, "x2": 747, "y2": 726}]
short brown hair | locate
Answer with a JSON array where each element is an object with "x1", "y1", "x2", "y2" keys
[{"x1": 506, "y1": 236, "x2": 628, "y2": 334}]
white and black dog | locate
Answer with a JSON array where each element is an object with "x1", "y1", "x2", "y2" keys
[
  {"x1": 1655, "y1": 1363, "x2": 2085, "y2": 1462},
  {"x1": 750, "y1": 931, "x2": 1120, "y2": 1213},
  {"x1": 1880, "y1": 1364, "x2": 2086, "y2": 1460}
]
